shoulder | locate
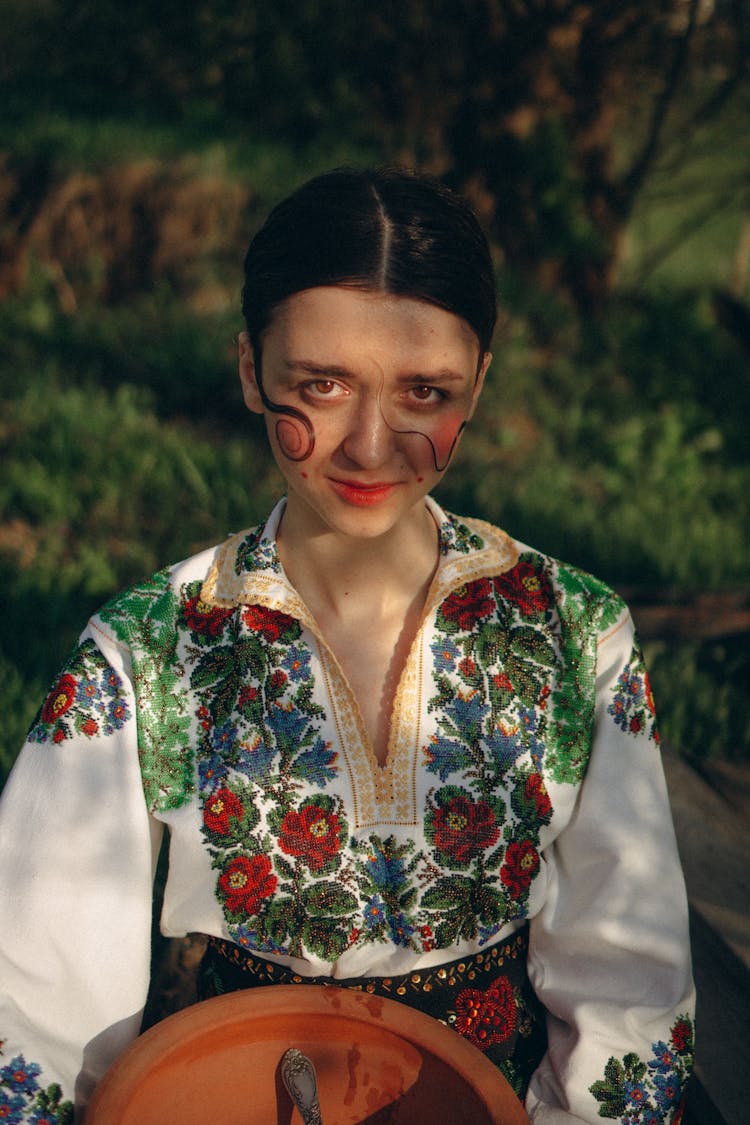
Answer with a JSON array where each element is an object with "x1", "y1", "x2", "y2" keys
[
  {"x1": 443, "y1": 509, "x2": 628, "y2": 638},
  {"x1": 90, "y1": 523, "x2": 269, "y2": 647}
]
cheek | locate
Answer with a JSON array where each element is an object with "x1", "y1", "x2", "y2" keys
[
  {"x1": 271, "y1": 414, "x2": 315, "y2": 463},
  {"x1": 417, "y1": 410, "x2": 468, "y2": 473},
  {"x1": 431, "y1": 414, "x2": 466, "y2": 463},
  {"x1": 276, "y1": 418, "x2": 307, "y2": 459}
]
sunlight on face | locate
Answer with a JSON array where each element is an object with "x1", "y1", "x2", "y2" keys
[{"x1": 244, "y1": 287, "x2": 489, "y2": 473}]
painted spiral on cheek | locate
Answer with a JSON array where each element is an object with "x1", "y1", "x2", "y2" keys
[
  {"x1": 256, "y1": 369, "x2": 315, "y2": 462},
  {"x1": 274, "y1": 414, "x2": 314, "y2": 461}
]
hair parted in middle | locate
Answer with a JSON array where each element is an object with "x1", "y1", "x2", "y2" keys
[
  {"x1": 241, "y1": 166, "x2": 497, "y2": 465},
  {"x1": 241, "y1": 165, "x2": 497, "y2": 356}
]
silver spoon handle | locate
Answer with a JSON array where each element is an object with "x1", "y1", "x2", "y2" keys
[{"x1": 281, "y1": 1048, "x2": 324, "y2": 1125}]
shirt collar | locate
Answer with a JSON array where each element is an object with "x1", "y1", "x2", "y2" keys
[{"x1": 200, "y1": 496, "x2": 519, "y2": 615}]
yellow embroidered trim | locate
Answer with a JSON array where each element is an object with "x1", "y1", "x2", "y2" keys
[
  {"x1": 313, "y1": 637, "x2": 364, "y2": 830},
  {"x1": 200, "y1": 515, "x2": 520, "y2": 615},
  {"x1": 200, "y1": 532, "x2": 320, "y2": 632},
  {"x1": 423, "y1": 516, "x2": 519, "y2": 617},
  {"x1": 316, "y1": 641, "x2": 385, "y2": 829}
]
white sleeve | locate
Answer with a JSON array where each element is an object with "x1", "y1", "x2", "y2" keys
[
  {"x1": 525, "y1": 612, "x2": 695, "y2": 1125},
  {"x1": 0, "y1": 627, "x2": 161, "y2": 1122}
]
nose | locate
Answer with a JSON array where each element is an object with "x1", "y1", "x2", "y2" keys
[{"x1": 339, "y1": 392, "x2": 395, "y2": 468}]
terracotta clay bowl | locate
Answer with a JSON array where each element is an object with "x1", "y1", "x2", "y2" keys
[{"x1": 86, "y1": 984, "x2": 530, "y2": 1124}]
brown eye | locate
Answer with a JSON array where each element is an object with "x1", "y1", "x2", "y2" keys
[
  {"x1": 408, "y1": 385, "x2": 445, "y2": 405},
  {"x1": 303, "y1": 379, "x2": 346, "y2": 399}
]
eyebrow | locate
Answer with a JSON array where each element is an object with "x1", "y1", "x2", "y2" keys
[
  {"x1": 283, "y1": 360, "x2": 354, "y2": 379},
  {"x1": 283, "y1": 360, "x2": 469, "y2": 384}
]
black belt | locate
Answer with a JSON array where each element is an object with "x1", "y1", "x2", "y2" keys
[{"x1": 199, "y1": 924, "x2": 547, "y2": 1098}]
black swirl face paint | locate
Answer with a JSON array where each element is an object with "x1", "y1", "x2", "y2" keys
[
  {"x1": 256, "y1": 363, "x2": 481, "y2": 473},
  {"x1": 255, "y1": 365, "x2": 316, "y2": 462}
]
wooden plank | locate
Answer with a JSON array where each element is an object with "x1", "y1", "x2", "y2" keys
[{"x1": 663, "y1": 749, "x2": 750, "y2": 1125}]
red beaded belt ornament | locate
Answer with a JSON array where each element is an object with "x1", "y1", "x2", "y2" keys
[{"x1": 199, "y1": 923, "x2": 547, "y2": 1098}]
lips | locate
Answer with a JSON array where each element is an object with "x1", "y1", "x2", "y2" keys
[{"x1": 328, "y1": 479, "x2": 400, "y2": 507}]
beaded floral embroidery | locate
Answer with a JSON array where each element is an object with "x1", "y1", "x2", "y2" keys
[
  {"x1": 90, "y1": 511, "x2": 635, "y2": 964},
  {"x1": 589, "y1": 1014, "x2": 693, "y2": 1122},
  {"x1": 27, "y1": 640, "x2": 131, "y2": 746},
  {"x1": 0, "y1": 1051, "x2": 73, "y2": 1124},
  {"x1": 608, "y1": 647, "x2": 660, "y2": 743}
]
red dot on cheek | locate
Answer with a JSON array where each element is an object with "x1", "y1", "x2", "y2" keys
[
  {"x1": 300, "y1": 471, "x2": 308, "y2": 478},
  {"x1": 417, "y1": 476, "x2": 424, "y2": 483}
]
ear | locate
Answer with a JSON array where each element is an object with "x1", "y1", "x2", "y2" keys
[
  {"x1": 467, "y1": 351, "x2": 491, "y2": 421},
  {"x1": 238, "y1": 332, "x2": 265, "y2": 414}
]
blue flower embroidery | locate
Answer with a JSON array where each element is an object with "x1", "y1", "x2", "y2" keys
[
  {"x1": 425, "y1": 733, "x2": 470, "y2": 781},
  {"x1": 430, "y1": 636, "x2": 461, "y2": 673},
  {"x1": 0, "y1": 1054, "x2": 72, "y2": 1123},
  {"x1": 653, "y1": 1072, "x2": 682, "y2": 1112},
  {"x1": 0, "y1": 1090, "x2": 25, "y2": 1124},
  {"x1": 444, "y1": 691, "x2": 491, "y2": 739},
  {"x1": 366, "y1": 840, "x2": 407, "y2": 891},
  {"x1": 607, "y1": 651, "x2": 659, "y2": 743},
  {"x1": 484, "y1": 722, "x2": 526, "y2": 774},
  {"x1": 266, "y1": 702, "x2": 311, "y2": 752},
  {"x1": 281, "y1": 646, "x2": 312, "y2": 682},
  {"x1": 589, "y1": 1014, "x2": 692, "y2": 1121},
  {"x1": 0, "y1": 1056, "x2": 41, "y2": 1096},
  {"x1": 291, "y1": 736, "x2": 338, "y2": 785},
  {"x1": 234, "y1": 736, "x2": 277, "y2": 782},
  {"x1": 210, "y1": 721, "x2": 238, "y2": 755},
  {"x1": 364, "y1": 894, "x2": 386, "y2": 928},
  {"x1": 198, "y1": 752, "x2": 228, "y2": 789},
  {"x1": 387, "y1": 909, "x2": 415, "y2": 947}
]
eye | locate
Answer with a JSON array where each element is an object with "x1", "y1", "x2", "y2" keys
[
  {"x1": 302, "y1": 379, "x2": 347, "y2": 400},
  {"x1": 406, "y1": 384, "x2": 447, "y2": 406}
]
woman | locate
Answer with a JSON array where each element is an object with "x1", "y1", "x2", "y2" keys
[{"x1": 0, "y1": 167, "x2": 694, "y2": 1124}]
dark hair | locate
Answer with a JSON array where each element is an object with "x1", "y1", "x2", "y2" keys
[{"x1": 241, "y1": 166, "x2": 497, "y2": 355}]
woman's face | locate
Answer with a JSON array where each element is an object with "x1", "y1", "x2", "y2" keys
[{"x1": 239, "y1": 286, "x2": 490, "y2": 541}]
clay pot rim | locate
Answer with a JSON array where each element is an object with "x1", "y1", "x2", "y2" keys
[{"x1": 88, "y1": 983, "x2": 529, "y2": 1125}]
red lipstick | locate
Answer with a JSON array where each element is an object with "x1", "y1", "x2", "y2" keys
[{"x1": 329, "y1": 479, "x2": 399, "y2": 507}]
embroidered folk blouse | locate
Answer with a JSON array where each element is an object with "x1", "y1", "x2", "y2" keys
[{"x1": 0, "y1": 498, "x2": 695, "y2": 1124}]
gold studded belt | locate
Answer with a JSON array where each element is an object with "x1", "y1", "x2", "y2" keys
[{"x1": 198, "y1": 925, "x2": 547, "y2": 1096}]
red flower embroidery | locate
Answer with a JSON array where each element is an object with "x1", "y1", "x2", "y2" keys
[
  {"x1": 524, "y1": 773, "x2": 552, "y2": 821},
  {"x1": 433, "y1": 794, "x2": 500, "y2": 864},
  {"x1": 81, "y1": 718, "x2": 99, "y2": 737},
  {"x1": 440, "y1": 580, "x2": 495, "y2": 631},
  {"x1": 500, "y1": 840, "x2": 540, "y2": 898},
  {"x1": 671, "y1": 1018, "x2": 692, "y2": 1053},
  {"x1": 183, "y1": 595, "x2": 234, "y2": 636},
  {"x1": 203, "y1": 787, "x2": 244, "y2": 836},
  {"x1": 41, "y1": 674, "x2": 77, "y2": 723},
  {"x1": 279, "y1": 805, "x2": 342, "y2": 871},
  {"x1": 494, "y1": 562, "x2": 552, "y2": 617},
  {"x1": 492, "y1": 672, "x2": 514, "y2": 693},
  {"x1": 238, "y1": 686, "x2": 259, "y2": 708},
  {"x1": 243, "y1": 604, "x2": 296, "y2": 642},
  {"x1": 218, "y1": 855, "x2": 277, "y2": 915},
  {"x1": 454, "y1": 974, "x2": 516, "y2": 1051}
]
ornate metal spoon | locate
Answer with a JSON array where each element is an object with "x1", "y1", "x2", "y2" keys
[{"x1": 281, "y1": 1048, "x2": 324, "y2": 1125}]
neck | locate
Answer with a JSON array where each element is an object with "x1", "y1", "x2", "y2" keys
[{"x1": 276, "y1": 499, "x2": 439, "y2": 619}]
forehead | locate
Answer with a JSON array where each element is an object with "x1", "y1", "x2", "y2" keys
[{"x1": 264, "y1": 286, "x2": 481, "y2": 370}]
